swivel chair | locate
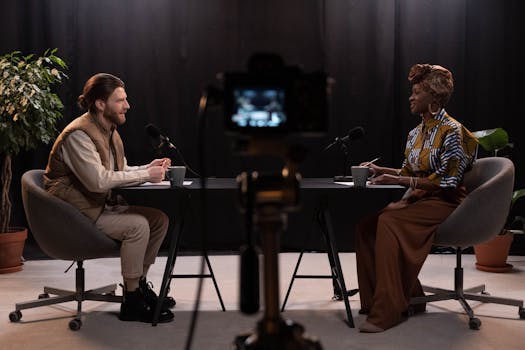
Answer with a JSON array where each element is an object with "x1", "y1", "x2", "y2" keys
[
  {"x1": 410, "y1": 157, "x2": 525, "y2": 329},
  {"x1": 9, "y1": 170, "x2": 122, "y2": 330}
]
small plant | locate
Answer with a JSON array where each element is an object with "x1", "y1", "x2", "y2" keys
[{"x1": 0, "y1": 48, "x2": 67, "y2": 232}]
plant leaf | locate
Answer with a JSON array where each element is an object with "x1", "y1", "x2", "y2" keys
[
  {"x1": 511, "y1": 189, "x2": 525, "y2": 207},
  {"x1": 472, "y1": 128, "x2": 510, "y2": 154}
]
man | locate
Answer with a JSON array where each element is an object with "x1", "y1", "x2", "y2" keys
[{"x1": 44, "y1": 73, "x2": 175, "y2": 323}]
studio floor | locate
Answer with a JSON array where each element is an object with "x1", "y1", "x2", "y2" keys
[{"x1": 1, "y1": 253, "x2": 524, "y2": 350}]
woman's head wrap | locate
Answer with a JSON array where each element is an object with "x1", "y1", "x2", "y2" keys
[{"x1": 408, "y1": 64, "x2": 454, "y2": 107}]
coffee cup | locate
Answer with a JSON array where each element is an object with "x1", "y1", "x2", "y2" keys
[
  {"x1": 351, "y1": 166, "x2": 369, "y2": 188},
  {"x1": 166, "y1": 166, "x2": 186, "y2": 188}
]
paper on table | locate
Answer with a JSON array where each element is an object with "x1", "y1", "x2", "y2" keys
[
  {"x1": 139, "y1": 180, "x2": 193, "y2": 187},
  {"x1": 334, "y1": 181, "x2": 403, "y2": 188}
]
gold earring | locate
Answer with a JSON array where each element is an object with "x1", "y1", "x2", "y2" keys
[{"x1": 428, "y1": 103, "x2": 440, "y2": 116}]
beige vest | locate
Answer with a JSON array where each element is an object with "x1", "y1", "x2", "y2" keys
[{"x1": 44, "y1": 113, "x2": 125, "y2": 221}]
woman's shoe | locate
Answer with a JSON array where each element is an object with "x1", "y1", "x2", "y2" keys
[{"x1": 358, "y1": 321, "x2": 385, "y2": 333}]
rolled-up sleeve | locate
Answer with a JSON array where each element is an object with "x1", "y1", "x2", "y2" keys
[{"x1": 62, "y1": 130, "x2": 150, "y2": 192}]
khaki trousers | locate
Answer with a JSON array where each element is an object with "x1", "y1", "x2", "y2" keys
[
  {"x1": 355, "y1": 196, "x2": 457, "y2": 330},
  {"x1": 96, "y1": 205, "x2": 169, "y2": 279}
]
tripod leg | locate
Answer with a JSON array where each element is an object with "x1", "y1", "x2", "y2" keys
[{"x1": 317, "y1": 205, "x2": 355, "y2": 328}]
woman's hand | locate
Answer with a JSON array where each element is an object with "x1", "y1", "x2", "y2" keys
[
  {"x1": 360, "y1": 162, "x2": 381, "y2": 177},
  {"x1": 370, "y1": 174, "x2": 400, "y2": 185}
]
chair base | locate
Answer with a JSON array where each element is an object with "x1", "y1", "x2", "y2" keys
[
  {"x1": 9, "y1": 261, "x2": 123, "y2": 330},
  {"x1": 410, "y1": 250, "x2": 525, "y2": 330}
]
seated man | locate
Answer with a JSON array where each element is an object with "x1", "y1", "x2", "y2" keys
[{"x1": 44, "y1": 73, "x2": 175, "y2": 323}]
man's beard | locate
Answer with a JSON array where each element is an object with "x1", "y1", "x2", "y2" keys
[{"x1": 104, "y1": 109, "x2": 125, "y2": 125}]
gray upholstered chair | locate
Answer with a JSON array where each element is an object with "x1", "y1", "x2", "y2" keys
[
  {"x1": 410, "y1": 157, "x2": 525, "y2": 329},
  {"x1": 9, "y1": 169, "x2": 122, "y2": 330}
]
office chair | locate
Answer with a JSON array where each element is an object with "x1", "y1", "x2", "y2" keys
[
  {"x1": 9, "y1": 170, "x2": 122, "y2": 330},
  {"x1": 410, "y1": 157, "x2": 525, "y2": 329}
]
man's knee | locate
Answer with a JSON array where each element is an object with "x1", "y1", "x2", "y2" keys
[
  {"x1": 152, "y1": 209, "x2": 169, "y2": 233},
  {"x1": 125, "y1": 216, "x2": 151, "y2": 242}
]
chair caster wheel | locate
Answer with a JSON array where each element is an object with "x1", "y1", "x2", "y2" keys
[
  {"x1": 519, "y1": 307, "x2": 525, "y2": 319},
  {"x1": 469, "y1": 317, "x2": 481, "y2": 330},
  {"x1": 69, "y1": 318, "x2": 82, "y2": 331},
  {"x1": 38, "y1": 293, "x2": 49, "y2": 299},
  {"x1": 9, "y1": 310, "x2": 22, "y2": 322}
]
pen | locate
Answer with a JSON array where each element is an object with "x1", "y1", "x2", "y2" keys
[{"x1": 363, "y1": 157, "x2": 380, "y2": 166}]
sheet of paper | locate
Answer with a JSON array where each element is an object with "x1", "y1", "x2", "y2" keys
[
  {"x1": 139, "y1": 180, "x2": 193, "y2": 187},
  {"x1": 334, "y1": 181, "x2": 403, "y2": 188}
]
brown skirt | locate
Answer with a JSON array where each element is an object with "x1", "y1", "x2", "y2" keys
[{"x1": 355, "y1": 195, "x2": 458, "y2": 330}]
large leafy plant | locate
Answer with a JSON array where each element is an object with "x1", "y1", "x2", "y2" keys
[
  {"x1": 472, "y1": 128, "x2": 525, "y2": 235},
  {"x1": 0, "y1": 49, "x2": 67, "y2": 232}
]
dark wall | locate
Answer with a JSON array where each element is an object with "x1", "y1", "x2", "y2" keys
[{"x1": 2, "y1": 0, "x2": 524, "y2": 255}]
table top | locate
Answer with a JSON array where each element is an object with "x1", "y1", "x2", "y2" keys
[{"x1": 122, "y1": 177, "x2": 404, "y2": 191}]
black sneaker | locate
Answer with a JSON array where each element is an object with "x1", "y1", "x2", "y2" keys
[
  {"x1": 119, "y1": 289, "x2": 174, "y2": 323},
  {"x1": 139, "y1": 277, "x2": 176, "y2": 310}
]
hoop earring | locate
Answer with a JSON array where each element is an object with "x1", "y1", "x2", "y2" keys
[{"x1": 428, "y1": 103, "x2": 440, "y2": 116}]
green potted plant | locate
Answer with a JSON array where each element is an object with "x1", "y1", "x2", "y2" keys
[
  {"x1": 471, "y1": 128, "x2": 525, "y2": 272},
  {"x1": 0, "y1": 49, "x2": 67, "y2": 273}
]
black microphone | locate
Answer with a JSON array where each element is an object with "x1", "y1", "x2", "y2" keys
[
  {"x1": 324, "y1": 126, "x2": 365, "y2": 151},
  {"x1": 145, "y1": 123, "x2": 176, "y2": 149}
]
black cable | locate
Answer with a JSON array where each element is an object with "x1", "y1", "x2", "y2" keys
[
  {"x1": 184, "y1": 89, "x2": 209, "y2": 350},
  {"x1": 174, "y1": 147, "x2": 201, "y2": 178}
]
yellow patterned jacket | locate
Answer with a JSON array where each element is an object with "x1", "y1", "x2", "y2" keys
[{"x1": 399, "y1": 109, "x2": 478, "y2": 189}]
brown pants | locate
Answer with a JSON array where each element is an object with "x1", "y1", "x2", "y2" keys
[
  {"x1": 96, "y1": 205, "x2": 169, "y2": 279},
  {"x1": 355, "y1": 196, "x2": 458, "y2": 330}
]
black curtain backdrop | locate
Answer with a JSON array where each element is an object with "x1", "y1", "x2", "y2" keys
[{"x1": 2, "y1": 0, "x2": 524, "y2": 255}]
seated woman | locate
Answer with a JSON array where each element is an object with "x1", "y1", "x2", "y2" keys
[{"x1": 355, "y1": 64, "x2": 478, "y2": 333}]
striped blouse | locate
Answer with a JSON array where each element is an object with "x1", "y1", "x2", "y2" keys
[{"x1": 399, "y1": 109, "x2": 478, "y2": 188}]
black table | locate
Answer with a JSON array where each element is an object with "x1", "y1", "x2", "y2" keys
[{"x1": 120, "y1": 178, "x2": 405, "y2": 326}]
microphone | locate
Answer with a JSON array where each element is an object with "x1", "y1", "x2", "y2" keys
[
  {"x1": 324, "y1": 126, "x2": 365, "y2": 151},
  {"x1": 145, "y1": 123, "x2": 176, "y2": 150}
]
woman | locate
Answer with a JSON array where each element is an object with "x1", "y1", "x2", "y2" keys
[{"x1": 355, "y1": 64, "x2": 478, "y2": 332}]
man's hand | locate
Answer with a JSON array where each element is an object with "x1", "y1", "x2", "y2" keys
[
  {"x1": 147, "y1": 166, "x2": 166, "y2": 183},
  {"x1": 148, "y1": 158, "x2": 171, "y2": 170}
]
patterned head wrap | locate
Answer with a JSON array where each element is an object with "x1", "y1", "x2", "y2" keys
[{"x1": 408, "y1": 64, "x2": 454, "y2": 107}]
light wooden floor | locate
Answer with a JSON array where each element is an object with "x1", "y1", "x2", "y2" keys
[{"x1": 1, "y1": 253, "x2": 524, "y2": 349}]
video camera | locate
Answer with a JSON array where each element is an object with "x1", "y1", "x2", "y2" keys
[{"x1": 222, "y1": 53, "x2": 329, "y2": 138}]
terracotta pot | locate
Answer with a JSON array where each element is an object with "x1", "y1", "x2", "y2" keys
[
  {"x1": 0, "y1": 227, "x2": 28, "y2": 274},
  {"x1": 474, "y1": 233, "x2": 513, "y2": 273}
]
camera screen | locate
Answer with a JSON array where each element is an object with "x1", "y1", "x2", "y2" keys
[{"x1": 231, "y1": 88, "x2": 286, "y2": 128}]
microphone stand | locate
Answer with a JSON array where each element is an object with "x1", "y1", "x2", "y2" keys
[{"x1": 333, "y1": 141, "x2": 352, "y2": 182}]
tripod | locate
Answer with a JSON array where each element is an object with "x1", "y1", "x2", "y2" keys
[{"x1": 234, "y1": 172, "x2": 322, "y2": 350}]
